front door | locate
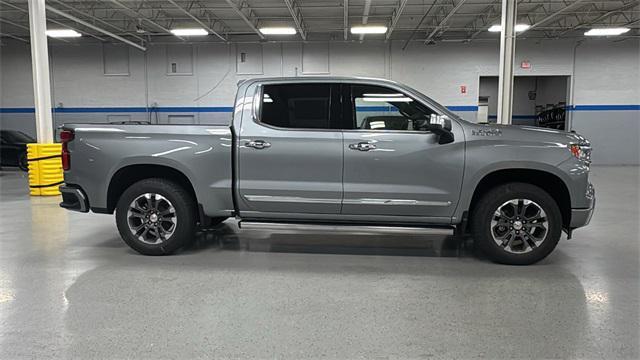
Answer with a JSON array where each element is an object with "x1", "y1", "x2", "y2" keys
[
  {"x1": 341, "y1": 84, "x2": 464, "y2": 220},
  {"x1": 237, "y1": 82, "x2": 345, "y2": 216}
]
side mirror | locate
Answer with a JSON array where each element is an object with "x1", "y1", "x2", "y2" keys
[{"x1": 428, "y1": 115, "x2": 454, "y2": 144}]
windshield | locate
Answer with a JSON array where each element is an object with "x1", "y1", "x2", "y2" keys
[{"x1": 1, "y1": 130, "x2": 35, "y2": 143}]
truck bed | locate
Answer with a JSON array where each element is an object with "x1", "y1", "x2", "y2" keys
[{"x1": 62, "y1": 123, "x2": 235, "y2": 217}]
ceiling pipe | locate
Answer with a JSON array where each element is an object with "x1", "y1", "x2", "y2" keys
[
  {"x1": 343, "y1": 0, "x2": 349, "y2": 40},
  {"x1": 46, "y1": 6, "x2": 147, "y2": 51},
  {"x1": 359, "y1": 0, "x2": 372, "y2": 41}
]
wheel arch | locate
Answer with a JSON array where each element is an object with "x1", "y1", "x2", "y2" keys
[
  {"x1": 467, "y1": 168, "x2": 572, "y2": 228},
  {"x1": 106, "y1": 164, "x2": 199, "y2": 215}
]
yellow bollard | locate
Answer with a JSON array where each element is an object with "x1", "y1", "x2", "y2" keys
[{"x1": 26, "y1": 143, "x2": 64, "y2": 196}]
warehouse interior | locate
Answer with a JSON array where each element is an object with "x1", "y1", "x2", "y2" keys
[{"x1": 0, "y1": 0, "x2": 639, "y2": 358}]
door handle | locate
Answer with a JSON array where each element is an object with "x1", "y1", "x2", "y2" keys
[
  {"x1": 245, "y1": 140, "x2": 271, "y2": 150},
  {"x1": 349, "y1": 142, "x2": 376, "y2": 151}
]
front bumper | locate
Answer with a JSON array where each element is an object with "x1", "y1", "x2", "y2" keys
[
  {"x1": 59, "y1": 185, "x2": 89, "y2": 213},
  {"x1": 569, "y1": 183, "x2": 595, "y2": 229}
]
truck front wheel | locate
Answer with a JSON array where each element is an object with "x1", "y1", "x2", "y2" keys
[
  {"x1": 471, "y1": 183, "x2": 562, "y2": 265},
  {"x1": 115, "y1": 178, "x2": 196, "y2": 255}
]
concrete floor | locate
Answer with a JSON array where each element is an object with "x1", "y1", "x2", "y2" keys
[{"x1": 0, "y1": 166, "x2": 637, "y2": 359}]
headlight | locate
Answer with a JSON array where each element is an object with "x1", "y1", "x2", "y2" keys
[{"x1": 569, "y1": 142, "x2": 591, "y2": 164}]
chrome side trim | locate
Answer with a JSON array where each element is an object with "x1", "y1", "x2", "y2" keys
[
  {"x1": 244, "y1": 195, "x2": 341, "y2": 204},
  {"x1": 343, "y1": 198, "x2": 452, "y2": 206}
]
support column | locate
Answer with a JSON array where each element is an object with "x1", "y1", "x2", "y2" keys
[
  {"x1": 496, "y1": 0, "x2": 517, "y2": 125},
  {"x1": 27, "y1": 0, "x2": 53, "y2": 143}
]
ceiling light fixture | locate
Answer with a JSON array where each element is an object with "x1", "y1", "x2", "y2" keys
[
  {"x1": 584, "y1": 28, "x2": 630, "y2": 36},
  {"x1": 170, "y1": 28, "x2": 208, "y2": 36},
  {"x1": 350, "y1": 26, "x2": 388, "y2": 34},
  {"x1": 488, "y1": 24, "x2": 531, "y2": 33},
  {"x1": 259, "y1": 27, "x2": 297, "y2": 35},
  {"x1": 46, "y1": 29, "x2": 82, "y2": 38}
]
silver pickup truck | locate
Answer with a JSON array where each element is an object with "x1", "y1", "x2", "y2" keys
[{"x1": 59, "y1": 77, "x2": 595, "y2": 265}]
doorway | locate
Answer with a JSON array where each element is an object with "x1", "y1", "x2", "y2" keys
[{"x1": 478, "y1": 76, "x2": 570, "y2": 130}]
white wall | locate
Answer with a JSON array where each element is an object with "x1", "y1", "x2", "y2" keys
[{"x1": 1, "y1": 38, "x2": 638, "y2": 164}]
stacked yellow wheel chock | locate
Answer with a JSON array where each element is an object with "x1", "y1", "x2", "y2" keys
[{"x1": 26, "y1": 143, "x2": 63, "y2": 196}]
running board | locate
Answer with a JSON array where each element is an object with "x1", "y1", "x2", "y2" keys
[{"x1": 237, "y1": 218, "x2": 454, "y2": 234}]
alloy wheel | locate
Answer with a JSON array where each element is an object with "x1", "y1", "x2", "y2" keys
[{"x1": 490, "y1": 199, "x2": 549, "y2": 254}]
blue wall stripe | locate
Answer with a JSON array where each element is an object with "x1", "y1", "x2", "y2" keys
[
  {"x1": 567, "y1": 105, "x2": 640, "y2": 111},
  {"x1": 446, "y1": 105, "x2": 478, "y2": 112},
  {"x1": 1, "y1": 104, "x2": 639, "y2": 114},
  {"x1": 0, "y1": 108, "x2": 35, "y2": 113}
]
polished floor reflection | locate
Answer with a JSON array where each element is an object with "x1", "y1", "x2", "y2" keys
[{"x1": 0, "y1": 167, "x2": 638, "y2": 359}]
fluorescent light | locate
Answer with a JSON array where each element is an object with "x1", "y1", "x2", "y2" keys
[
  {"x1": 362, "y1": 97, "x2": 413, "y2": 102},
  {"x1": 259, "y1": 27, "x2": 296, "y2": 35},
  {"x1": 584, "y1": 27, "x2": 630, "y2": 36},
  {"x1": 488, "y1": 24, "x2": 530, "y2": 33},
  {"x1": 170, "y1": 28, "x2": 208, "y2": 36},
  {"x1": 350, "y1": 26, "x2": 388, "y2": 34},
  {"x1": 46, "y1": 29, "x2": 81, "y2": 38}
]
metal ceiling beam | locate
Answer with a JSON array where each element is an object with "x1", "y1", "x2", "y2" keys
[
  {"x1": 49, "y1": 0, "x2": 145, "y2": 42},
  {"x1": 224, "y1": 0, "x2": 265, "y2": 39},
  {"x1": 425, "y1": 0, "x2": 469, "y2": 44},
  {"x1": 528, "y1": 0, "x2": 590, "y2": 31},
  {"x1": 166, "y1": 0, "x2": 227, "y2": 41},
  {"x1": 343, "y1": 0, "x2": 349, "y2": 40},
  {"x1": 555, "y1": 2, "x2": 640, "y2": 37},
  {"x1": 0, "y1": 17, "x2": 71, "y2": 43},
  {"x1": 0, "y1": 0, "x2": 106, "y2": 42},
  {"x1": 283, "y1": 0, "x2": 307, "y2": 40},
  {"x1": 108, "y1": 0, "x2": 183, "y2": 40},
  {"x1": 0, "y1": 31, "x2": 29, "y2": 43},
  {"x1": 46, "y1": 6, "x2": 147, "y2": 51},
  {"x1": 386, "y1": 0, "x2": 409, "y2": 40}
]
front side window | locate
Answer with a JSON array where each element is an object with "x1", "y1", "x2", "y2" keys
[
  {"x1": 352, "y1": 85, "x2": 438, "y2": 131},
  {"x1": 260, "y1": 84, "x2": 335, "y2": 129}
]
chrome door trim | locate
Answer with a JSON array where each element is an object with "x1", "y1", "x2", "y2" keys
[
  {"x1": 342, "y1": 198, "x2": 452, "y2": 206},
  {"x1": 244, "y1": 195, "x2": 341, "y2": 204}
]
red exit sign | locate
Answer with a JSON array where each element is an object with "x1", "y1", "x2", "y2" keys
[{"x1": 521, "y1": 60, "x2": 532, "y2": 69}]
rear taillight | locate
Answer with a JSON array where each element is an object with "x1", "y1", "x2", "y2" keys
[{"x1": 60, "y1": 130, "x2": 74, "y2": 170}]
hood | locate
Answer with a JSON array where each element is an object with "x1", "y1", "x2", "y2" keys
[{"x1": 465, "y1": 123, "x2": 589, "y2": 146}]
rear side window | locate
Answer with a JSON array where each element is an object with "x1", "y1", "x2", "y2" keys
[{"x1": 260, "y1": 84, "x2": 336, "y2": 129}]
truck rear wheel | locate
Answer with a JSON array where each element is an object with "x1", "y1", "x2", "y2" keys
[
  {"x1": 471, "y1": 183, "x2": 562, "y2": 265},
  {"x1": 115, "y1": 178, "x2": 196, "y2": 255}
]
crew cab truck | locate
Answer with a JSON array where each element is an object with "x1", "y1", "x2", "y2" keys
[{"x1": 59, "y1": 77, "x2": 595, "y2": 265}]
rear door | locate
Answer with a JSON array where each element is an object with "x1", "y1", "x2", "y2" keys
[
  {"x1": 237, "y1": 82, "x2": 345, "y2": 216},
  {"x1": 341, "y1": 84, "x2": 465, "y2": 220}
]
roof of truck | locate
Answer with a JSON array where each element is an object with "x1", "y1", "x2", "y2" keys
[{"x1": 239, "y1": 76, "x2": 401, "y2": 86}]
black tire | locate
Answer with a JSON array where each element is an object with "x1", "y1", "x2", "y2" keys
[
  {"x1": 471, "y1": 182, "x2": 562, "y2": 265},
  {"x1": 18, "y1": 152, "x2": 29, "y2": 172},
  {"x1": 115, "y1": 178, "x2": 196, "y2": 255}
]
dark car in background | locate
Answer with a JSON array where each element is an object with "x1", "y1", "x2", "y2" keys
[{"x1": 0, "y1": 130, "x2": 34, "y2": 171}]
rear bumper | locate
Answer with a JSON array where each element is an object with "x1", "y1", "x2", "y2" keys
[
  {"x1": 59, "y1": 185, "x2": 89, "y2": 213},
  {"x1": 569, "y1": 183, "x2": 595, "y2": 229}
]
